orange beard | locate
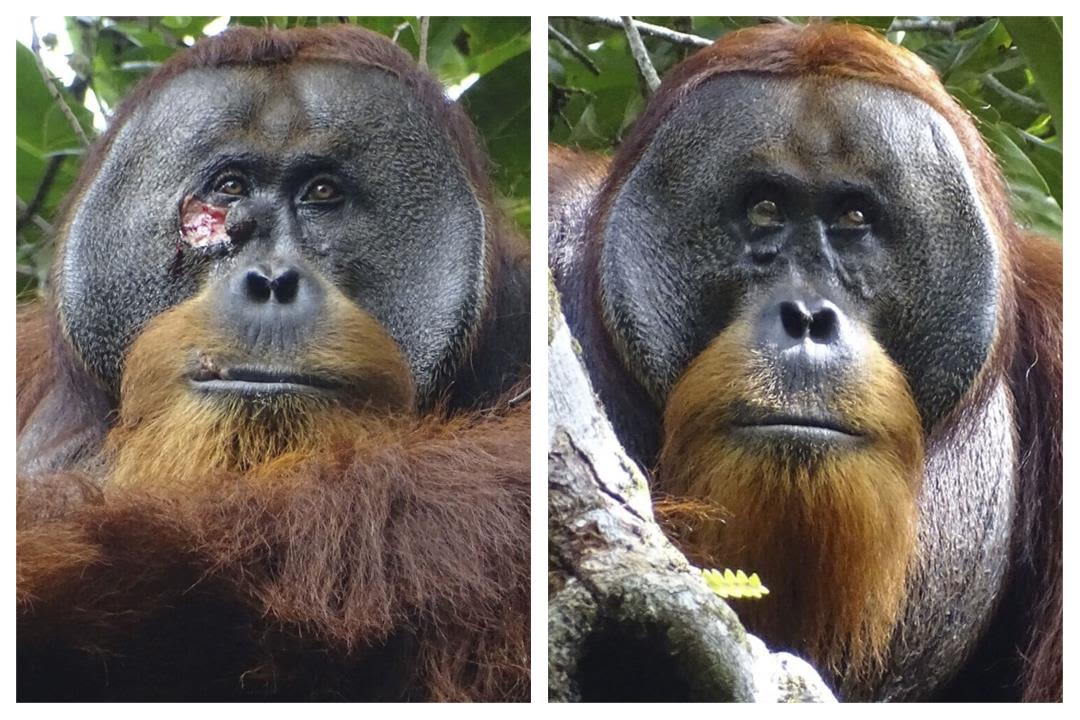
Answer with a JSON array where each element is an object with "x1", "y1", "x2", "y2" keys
[
  {"x1": 657, "y1": 321, "x2": 923, "y2": 682},
  {"x1": 106, "y1": 289, "x2": 416, "y2": 491}
]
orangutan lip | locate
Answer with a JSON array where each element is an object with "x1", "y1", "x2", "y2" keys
[
  {"x1": 189, "y1": 367, "x2": 340, "y2": 395},
  {"x1": 733, "y1": 414, "x2": 861, "y2": 438}
]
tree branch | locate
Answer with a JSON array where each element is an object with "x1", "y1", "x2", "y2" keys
[
  {"x1": 29, "y1": 17, "x2": 90, "y2": 147},
  {"x1": 889, "y1": 17, "x2": 990, "y2": 35},
  {"x1": 391, "y1": 21, "x2": 410, "y2": 44},
  {"x1": 549, "y1": 24, "x2": 600, "y2": 75},
  {"x1": 16, "y1": 156, "x2": 63, "y2": 231},
  {"x1": 621, "y1": 16, "x2": 661, "y2": 94},
  {"x1": 572, "y1": 16, "x2": 711, "y2": 48},
  {"x1": 418, "y1": 16, "x2": 430, "y2": 69},
  {"x1": 757, "y1": 17, "x2": 797, "y2": 26},
  {"x1": 982, "y1": 73, "x2": 1047, "y2": 114},
  {"x1": 16, "y1": 197, "x2": 54, "y2": 235}
]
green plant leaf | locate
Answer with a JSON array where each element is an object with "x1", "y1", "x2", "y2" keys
[
  {"x1": 1002, "y1": 17, "x2": 1063, "y2": 134},
  {"x1": 461, "y1": 51, "x2": 530, "y2": 226},
  {"x1": 1004, "y1": 126, "x2": 1062, "y2": 208},
  {"x1": 980, "y1": 121, "x2": 1062, "y2": 239}
]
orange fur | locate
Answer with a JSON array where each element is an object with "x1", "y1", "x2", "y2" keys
[
  {"x1": 658, "y1": 319, "x2": 922, "y2": 678},
  {"x1": 16, "y1": 304, "x2": 54, "y2": 433},
  {"x1": 18, "y1": 402, "x2": 530, "y2": 701},
  {"x1": 18, "y1": 289, "x2": 531, "y2": 700},
  {"x1": 108, "y1": 283, "x2": 415, "y2": 489}
]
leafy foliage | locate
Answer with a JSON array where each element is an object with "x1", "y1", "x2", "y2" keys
[
  {"x1": 16, "y1": 16, "x2": 530, "y2": 297},
  {"x1": 702, "y1": 568, "x2": 770, "y2": 600},
  {"x1": 549, "y1": 16, "x2": 1062, "y2": 240}
]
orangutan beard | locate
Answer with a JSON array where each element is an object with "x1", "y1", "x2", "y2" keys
[
  {"x1": 105, "y1": 292, "x2": 415, "y2": 491},
  {"x1": 657, "y1": 321, "x2": 923, "y2": 682}
]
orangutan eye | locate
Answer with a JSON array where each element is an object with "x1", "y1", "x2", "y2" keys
[
  {"x1": 835, "y1": 207, "x2": 870, "y2": 229},
  {"x1": 748, "y1": 199, "x2": 784, "y2": 227},
  {"x1": 303, "y1": 181, "x2": 342, "y2": 203},
  {"x1": 215, "y1": 176, "x2": 248, "y2": 197}
]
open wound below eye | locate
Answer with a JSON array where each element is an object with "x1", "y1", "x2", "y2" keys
[{"x1": 180, "y1": 196, "x2": 230, "y2": 249}]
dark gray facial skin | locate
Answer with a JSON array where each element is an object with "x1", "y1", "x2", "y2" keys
[
  {"x1": 58, "y1": 61, "x2": 484, "y2": 402},
  {"x1": 601, "y1": 73, "x2": 999, "y2": 431}
]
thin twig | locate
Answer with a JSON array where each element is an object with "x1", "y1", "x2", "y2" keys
[
  {"x1": 418, "y1": 16, "x2": 430, "y2": 68},
  {"x1": 30, "y1": 17, "x2": 90, "y2": 147},
  {"x1": 16, "y1": 198, "x2": 54, "y2": 235},
  {"x1": 889, "y1": 17, "x2": 989, "y2": 35},
  {"x1": 391, "y1": 21, "x2": 410, "y2": 44},
  {"x1": 549, "y1": 24, "x2": 600, "y2": 75},
  {"x1": 16, "y1": 155, "x2": 63, "y2": 231},
  {"x1": 757, "y1": 17, "x2": 797, "y2": 26},
  {"x1": 621, "y1": 16, "x2": 661, "y2": 94},
  {"x1": 507, "y1": 387, "x2": 531, "y2": 406},
  {"x1": 575, "y1": 16, "x2": 711, "y2": 48},
  {"x1": 982, "y1": 73, "x2": 1047, "y2": 114}
]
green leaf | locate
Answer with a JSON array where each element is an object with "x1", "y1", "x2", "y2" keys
[
  {"x1": 16, "y1": 43, "x2": 91, "y2": 151},
  {"x1": 1004, "y1": 126, "x2": 1062, "y2": 208},
  {"x1": 916, "y1": 19, "x2": 1002, "y2": 78},
  {"x1": 548, "y1": 28, "x2": 651, "y2": 149},
  {"x1": 843, "y1": 17, "x2": 896, "y2": 31},
  {"x1": 980, "y1": 121, "x2": 1062, "y2": 239},
  {"x1": 160, "y1": 17, "x2": 192, "y2": 30},
  {"x1": 466, "y1": 32, "x2": 530, "y2": 76},
  {"x1": 421, "y1": 18, "x2": 469, "y2": 85},
  {"x1": 1002, "y1": 17, "x2": 1063, "y2": 135},
  {"x1": 15, "y1": 42, "x2": 93, "y2": 216},
  {"x1": 460, "y1": 16, "x2": 528, "y2": 48},
  {"x1": 948, "y1": 86, "x2": 1001, "y2": 124},
  {"x1": 565, "y1": 97, "x2": 602, "y2": 146},
  {"x1": 461, "y1": 51, "x2": 530, "y2": 223}
]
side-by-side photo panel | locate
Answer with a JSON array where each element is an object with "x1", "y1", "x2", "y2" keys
[
  {"x1": 16, "y1": 16, "x2": 530, "y2": 702},
  {"x1": 548, "y1": 16, "x2": 1061, "y2": 703}
]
